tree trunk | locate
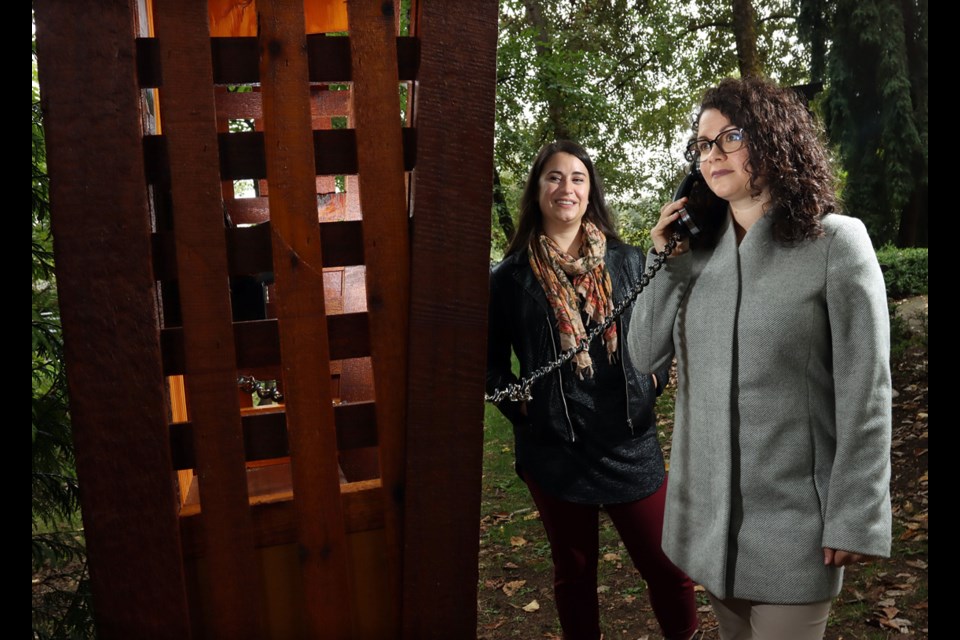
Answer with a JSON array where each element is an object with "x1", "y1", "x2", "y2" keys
[
  {"x1": 522, "y1": 0, "x2": 570, "y2": 140},
  {"x1": 731, "y1": 0, "x2": 762, "y2": 78}
]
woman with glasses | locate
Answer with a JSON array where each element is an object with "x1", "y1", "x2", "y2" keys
[
  {"x1": 487, "y1": 140, "x2": 701, "y2": 640},
  {"x1": 627, "y1": 77, "x2": 892, "y2": 639}
]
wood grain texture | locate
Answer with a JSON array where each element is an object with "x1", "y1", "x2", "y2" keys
[
  {"x1": 152, "y1": 220, "x2": 365, "y2": 280},
  {"x1": 136, "y1": 35, "x2": 420, "y2": 87},
  {"x1": 151, "y1": 0, "x2": 267, "y2": 635},
  {"x1": 170, "y1": 401, "x2": 378, "y2": 469},
  {"x1": 346, "y1": 0, "x2": 411, "y2": 631},
  {"x1": 401, "y1": 1, "x2": 499, "y2": 637},
  {"x1": 33, "y1": 2, "x2": 192, "y2": 636},
  {"x1": 161, "y1": 314, "x2": 371, "y2": 373},
  {"x1": 179, "y1": 480, "x2": 387, "y2": 557},
  {"x1": 257, "y1": 2, "x2": 356, "y2": 637}
]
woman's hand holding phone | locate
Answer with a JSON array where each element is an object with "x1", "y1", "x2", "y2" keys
[{"x1": 652, "y1": 197, "x2": 691, "y2": 255}]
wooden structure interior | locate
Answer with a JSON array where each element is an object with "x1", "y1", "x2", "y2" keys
[{"x1": 33, "y1": 0, "x2": 498, "y2": 637}]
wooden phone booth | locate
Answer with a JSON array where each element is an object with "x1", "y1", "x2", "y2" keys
[{"x1": 33, "y1": 1, "x2": 497, "y2": 637}]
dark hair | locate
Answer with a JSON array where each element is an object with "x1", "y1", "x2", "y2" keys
[
  {"x1": 694, "y1": 76, "x2": 837, "y2": 244},
  {"x1": 504, "y1": 140, "x2": 620, "y2": 258}
]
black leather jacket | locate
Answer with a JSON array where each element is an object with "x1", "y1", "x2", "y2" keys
[{"x1": 486, "y1": 240, "x2": 667, "y2": 444}]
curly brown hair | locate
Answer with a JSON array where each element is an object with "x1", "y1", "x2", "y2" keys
[{"x1": 695, "y1": 76, "x2": 838, "y2": 244}]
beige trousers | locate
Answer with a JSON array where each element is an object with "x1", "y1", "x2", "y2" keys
[{"x1": 708, "y1": 593, "x2": 832, "y2": 640}]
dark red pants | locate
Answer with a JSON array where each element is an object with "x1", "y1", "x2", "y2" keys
[{"x1": 525, "y1": 475, "x2": 698, "y2": 640}]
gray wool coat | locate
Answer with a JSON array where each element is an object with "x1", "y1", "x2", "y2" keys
[{"x1": 626, "y1": 211, "x2": 892, "y2": 603}]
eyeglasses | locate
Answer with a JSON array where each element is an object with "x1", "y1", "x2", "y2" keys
[{"x1": 684, "y1": 128, "x2": 746, "y2": 162}]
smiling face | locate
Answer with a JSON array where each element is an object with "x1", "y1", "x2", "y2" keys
[
  {"x1": 697, "y1": 108, "x2": 755, "y2": 206},
  {"x1": 538, "y1": 152, "x2": 590, "y2": 237}
]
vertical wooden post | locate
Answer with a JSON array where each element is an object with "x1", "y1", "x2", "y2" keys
[
  {"x1": 257, "y1": 2, "x2": 355, "y2": 637},
  {"x1": 347, "y1": 0, "x2": 411, "y2": 629},
  {"x1": 33, "y1": 1, "x2": 192, "y2": 637},
  {"x1": 151, "y1": 0, "x2": 266, "y2": 636},
  {"x1": 402, "y1": 0, "x2": 499, "y2": 637}
]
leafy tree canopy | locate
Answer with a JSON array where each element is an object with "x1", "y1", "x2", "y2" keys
[{"x1": 493, "y1": 0, "x2": 809, "y2": 257}]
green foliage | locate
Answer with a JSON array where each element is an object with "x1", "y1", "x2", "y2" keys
[
  {"x1": 821, "y1": 0, "x2": 927, "y2": 246},
  {"x1": 876, "y1": 245, "x2": 928, "y2": 298},
  {"x1": 493, "y1": 0, "x2": 813, "y2": 246}
]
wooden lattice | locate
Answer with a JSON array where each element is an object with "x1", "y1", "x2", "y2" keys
[{"x1": 34, "y1": 1, "x2": 497, "y2": 637}]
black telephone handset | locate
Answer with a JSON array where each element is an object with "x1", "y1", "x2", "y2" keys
[
  {"x1": 672, "y1": 169, "x2": 704, "y2": 238},
  {"x1": 670, "y1": 166, "x2": 727, "y2": 241}
]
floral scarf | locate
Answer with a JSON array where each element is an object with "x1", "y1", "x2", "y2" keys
[{"x1": 528, "y1": 220, "x2": 616, "y2": 379}]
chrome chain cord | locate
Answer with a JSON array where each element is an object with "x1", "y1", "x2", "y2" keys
[
  {"x1": 485, "y1": 233, "x2": 680, "y2": 404},
  {"x1": 237, "y1": 375, "x2": 284, "y2": 403}
]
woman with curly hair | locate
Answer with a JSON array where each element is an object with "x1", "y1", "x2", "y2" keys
[{"x1": 627, "y1": 77, "x2": 892, "y2": 639}]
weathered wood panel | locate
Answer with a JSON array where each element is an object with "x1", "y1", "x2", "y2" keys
[
  {"x1": 152, "y1": 220, "x2": 365, "y2": 280},
  {"x1": 160, "y1": 313, "x2": 370, "y2": 374},
  {"x1": 33, "y1": 2, "x2": 193, "y2": 636},
  {"x1": 179, "y1": 480, "x2": 386, "y2": 557},
  {"x1": 151, "y1": 0, "x2": 266, "y2": 635},
  {"x1": 169, "y1": 401, "x2": 377, "y2": 470},
  {"x1": 136, "y1": 35, "x2": 420, "y2": 86},
  {"x1": 257, "y1": 3, "x2": 356, "y2": 635},
  {"x1": 346, "y1": 0, "x2": 411, "y2": 631},
  {"x1": 401, "y1": 1, "x2": 499, "y2": 637}
]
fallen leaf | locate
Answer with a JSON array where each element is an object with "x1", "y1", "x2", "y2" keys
[
  {"x1": 603, "y1": 553, "x2": 621, "y2": 562},
  {"x1": 877, "y1": 598, "x2": 896, "y2": 607},
  {"x1": 697, "y1": 605, "x2": 712, "y2": 613},
  {"x1": 879, "y1": 606, "x2": 899, "y2": 619},
  {"x1": 502, "y1": 579, "x2": 526, "y2": 597},
  {"x1": 884, "y1": 589, "x2": 909, "y2": 597},
  {"x1": 693, "y1": 585, "x2": 706, "y2": 592},
  {"x1": 510, "y1": 536, "x2": 527, "y2": 547},
  {"x1": 905, "y1": 559, "x2": 928, "y2": 570},
  {"x1": 912, "y1": 601, "x2": 928, "y2": 610},
  {"x1": 878, "y1": 617, "x2": 911, "y2": 632},
  {"x1": 522, "y1": 599, "x2": 540, "y2": 612},
  {"x1": 523, "y1": 511, "x2": 540, "y2": 521},
  {"x1": 623, "y1": 594, "x2": 636, "y2": 604},
  {"x1": 503, "y1": 562, "x2": 519, "y2": 570},
  {"x1": 597, "y1": 585, "x2": 610, "y2": 593}
]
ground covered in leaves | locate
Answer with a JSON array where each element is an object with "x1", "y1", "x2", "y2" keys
[{"x1": 477, "y1": 298, "x2": 928, "y2": 640}]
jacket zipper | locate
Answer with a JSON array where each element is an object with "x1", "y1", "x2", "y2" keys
[
  {"x1": 546, "y1": 311, "x2": 576, "y2": 442},
  {"x1": 617, "y1": 316, "x2": 635, "y2": 435}
]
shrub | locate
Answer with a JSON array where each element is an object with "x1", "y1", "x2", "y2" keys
[{"x1": 876, "y1": 245, "x2": 928, "y2": 299}]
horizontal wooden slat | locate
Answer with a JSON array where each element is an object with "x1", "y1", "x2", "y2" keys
[
  {"x1": 214, "y1": 89, "x2": 351, "y2": 121},
  {"x1": 178, "y1": 480, "x2": 386, "y2": 558},
  {"x1": 161, "y1": 314, "x2": 369, "y2": 374},
  {"x1": 144, "y1": 129, "x2": 416, "y2": 182},
  {"x1": 225, "y1": 197, "x2": 270, "y2": 225},
  {"x1": 136, "y1": 36, "x2": 420, "y2": 87},
  {"x1": 169, "y1": 401, "x2": 378, "y2": 469},
  {"x1": 152, "y1": 220, "x2": 365, "y2": 281},
  {"x1": 225, "y1": 190, "x2": 353, "y2": 226}
]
